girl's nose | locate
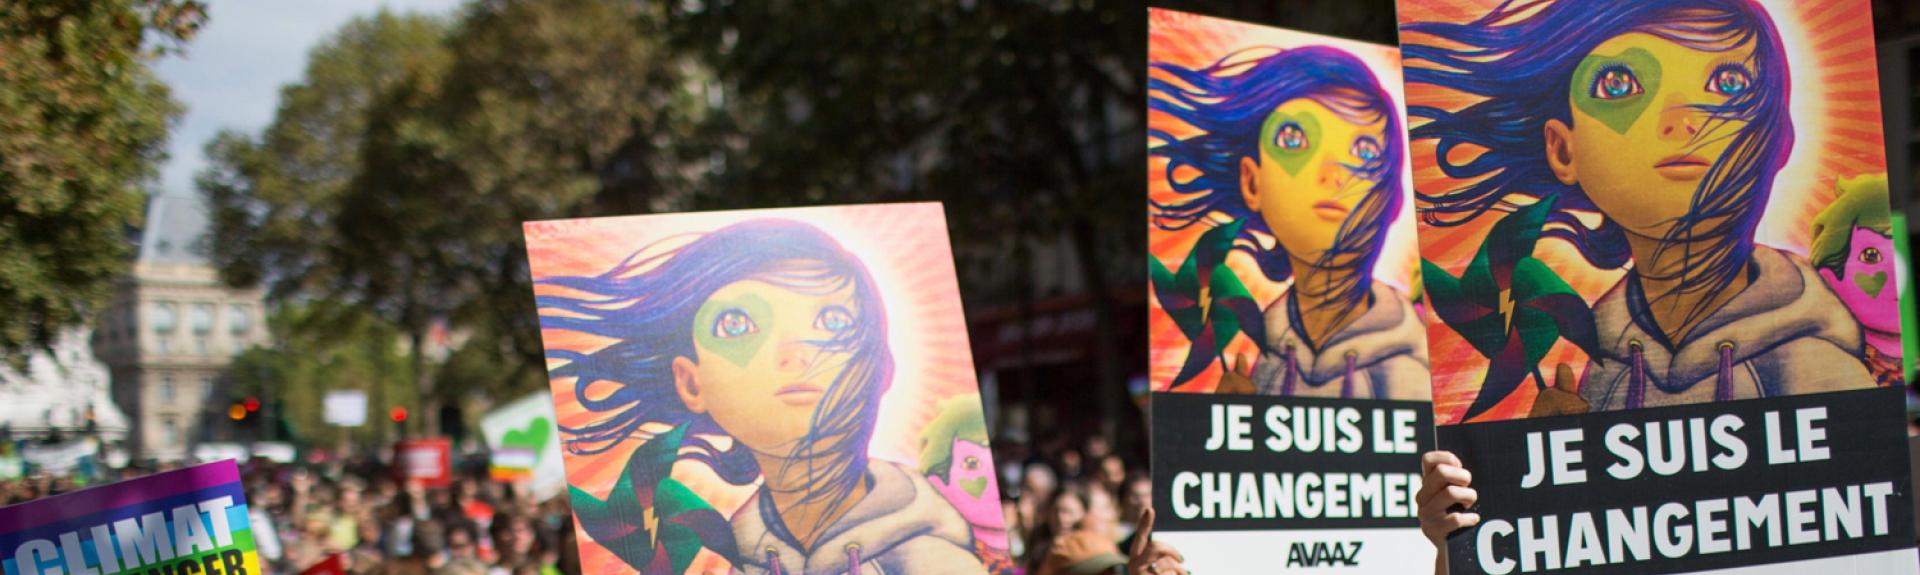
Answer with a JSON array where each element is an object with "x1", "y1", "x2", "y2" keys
[
  {"x1": 776, "y1": 342, "x2": 814, "y2": 371},
  {"x1": 1319, "y1": 161, "x2": 1350, "y2": 189},
  {"x1": 1658, "y1": 95, "x2": 1702, "y2": 140}
]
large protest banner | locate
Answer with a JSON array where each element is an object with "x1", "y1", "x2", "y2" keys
[
  {"x1": 525, "y1": 203, "x2": 1012, "y2": 574},
  {"x1": 0, "y1": 459, "x2": 262, "y2": 575},
  {"x1": 1146, "y1": 8, "x2": 1434, "y2": 572},
  {"x1": 1398, "y1": 0, "x2": 1917, "y2": 572}
]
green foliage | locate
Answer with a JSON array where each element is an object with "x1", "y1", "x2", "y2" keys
[
  {"x1": 663, "y1": 0, "x2": 1145, "y2": 302},
  {"x1": 200, "y1": 10, "x2": 450, "y2": 296},
  {"x1": 200, "y1": 1, "x2": 711, "y2": 430},
  {"x1": 224, "y1": 300, "x2": 416, "y2": 445},
  {"x1": 0, "y1": 0, "x2": 203, "y2": 358}
]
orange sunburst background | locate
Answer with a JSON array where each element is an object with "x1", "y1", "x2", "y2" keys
[
  {"x1": 1147, "y1": 8, "x2": 1422, "y2": 393},
  {"x1": 1404, "y1": 0, "x2": 1892, "y2": 425},
  {"x1": 524, "y1": 203, "x2": 1000, "y2": 573}
]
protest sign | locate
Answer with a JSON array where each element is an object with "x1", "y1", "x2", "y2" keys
[
  {"x1": 322, "y1": 391, "x2": 366, "y2": 427},
  {"x1": 479, "y1": 392, "x2": 565, "y2": 501},
  {"x1": 0, "y1": 459, "x2": 261, "y2": 575},
  {"x1": 393, "y1": 438, "x2": 451, "y2": 488},
  {"x1": 525, "y1": 203, "x2": 1013, "y2": 573},
  {"x1": 1145, "y1": 8, "x2": 1433, "y2": 572},
  {"x1": 1399, "y1": 0, "x2": 1917, "y2": 572}
]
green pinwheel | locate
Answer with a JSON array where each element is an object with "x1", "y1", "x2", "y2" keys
[
  {"x1": 1422, "y1": 195, "x2": 1600, "y2": 421},
  {"x1": 571, "y1": 425, "x2": 736, "y2": 573},
  {"x1": 1150, "y1": 219, "x2": 1273, "y2": 389}
]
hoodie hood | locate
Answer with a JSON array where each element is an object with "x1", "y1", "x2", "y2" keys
[
  {"x1": 1590, "y1": 245, "x2": 1863, "y2": 388},
  {"x1": 731, "y1": 460, "x2": 982, "y2": 574},
  {"x1": 1264, "y1": 282, "x2": 1427, "y2": 384}
]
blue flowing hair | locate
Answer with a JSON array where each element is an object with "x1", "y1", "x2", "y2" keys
[
  {"x1": 1406, "y1": 0, "x2": 1793, "y2": 325},
  {"x1": 536, "y1": 219, "x2": 894, "y2": 517},
  {"x1": 1150, "y1": 45, "x2": 1406, "y2": 315}
]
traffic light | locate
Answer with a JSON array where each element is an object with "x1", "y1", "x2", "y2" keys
[
  {"x1": 390, "y1": 406, "x2": 409, "y2": 423},
  {"x1": 228, "y1": 403, "x2": 247, "y2": 422},
  {"x1": 243, "y1": 396, "x2": 260, "y2": 412}
]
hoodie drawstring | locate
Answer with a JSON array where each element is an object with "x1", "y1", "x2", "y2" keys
[
  {"x1": 1341, "y1": 352, "x2": 1357, "y2": 399},
  {"x1": 1279, "y1": 347, "x2": 1297, "y2": 397},
  {"x1": 766, "y1": 548, "x2": 786, "y2": 575},
  {"x1": 1715, "y1": 343, "x2": 1735, "y2": 401},
  {"x1": 846, "y1": 544, "x2": 864, "y2": 574},
  {"x1": 1627, "y1": 341, "x2": 1646, "y2": 410}
]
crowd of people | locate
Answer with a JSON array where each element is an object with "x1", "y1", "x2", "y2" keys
[
  {"x1": 3, "y1": 456, "x2": 581, "y2": 575},
  {"x1": 992, "y1": 434, "x2": 1184, "y2": 575},
  {"x1": 0, "y1": 429, "x2": 1498, "y2": 575},
  {"x1": 0, "y1": 432, "x2": 1194, "y2": 575}
]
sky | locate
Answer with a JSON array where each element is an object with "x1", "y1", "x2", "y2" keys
[{"x1": 151, "y1": 0, "x2": 465, "y2": 199}]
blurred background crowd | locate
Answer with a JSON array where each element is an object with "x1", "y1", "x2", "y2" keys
[{"x1": 0, "y1": 431, "x2": 1152, "y2": 575}]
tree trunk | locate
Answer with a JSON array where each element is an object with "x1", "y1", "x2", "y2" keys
[
  {"x1": 1069, "y1": 217, "x2": 1124, "y2": 444},
  {"x1": 411, "y1": 324, "x2": 434, "y2": 437}
]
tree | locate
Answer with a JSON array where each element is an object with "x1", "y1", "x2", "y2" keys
[
  {"x1": 199, "y1": 11, "x2": 450, "y2": 294},
  {"x1": 0, "y1": 0, "x2": 204, "y2": 359},
  {"x1": 664, "y1": 0, "x2": 1146, "y2": 438},
  {"x1": 202, "y1": 0, "x2": 712, "y2": 433}
]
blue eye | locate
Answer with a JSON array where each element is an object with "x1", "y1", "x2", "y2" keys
[
  {"x1": 1590, "y1": 65, "x2": 1643, "y2": 100},
  {"x1": 1705, "y1": 64, "x2": 1752, "y2": 97},
  {"x1": 712, "y1": 309, "x2": 758, "y2": 338},
  {"x1": 814, "y1": 306, "x2": 854, "y2": 332},
  {"x1": 1275, "y1": 122, "x2": 1309, "y2": 151},
  {"x1": 1350, "y1": 136, "x2": 1382, "y2": 163}
]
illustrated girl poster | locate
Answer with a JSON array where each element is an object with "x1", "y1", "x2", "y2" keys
[
  {"x1": 525, "y1": 204, "x2": 1010, "y2": 574},
  {"x1": 1147, "y1": 9, "x2": 1428, "y2": 400},
  {"x1": 1403, "y1": 0, "x2": 1902, "y2": 423},
  {"x1": 1144, "y1": 10, "x2": 1437, "y2": 574},
  {"x1": 1403, "y1": 1, "x2": 1918, "y2": 573}
]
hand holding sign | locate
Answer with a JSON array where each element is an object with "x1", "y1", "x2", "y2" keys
[
  {"x1": 1128, "y1": 509, "x2": 1188, "y2": 575},
  {"x1": 1417, "y1": 449, "x2": 1479, "y2": 571}
]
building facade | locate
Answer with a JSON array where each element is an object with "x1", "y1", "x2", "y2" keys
[{"x1": 92, "y1": 193, "x2": 267, "y2": 463}]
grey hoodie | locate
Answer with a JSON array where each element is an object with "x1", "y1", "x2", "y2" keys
[
  {"x1": 1580, "y1": 245, "x2": 1874, "y2": 411},
  {"x1": 730, "y1": 460, "x2": 986, "y2": 574},
  {"x1": 1250, "y1": 282, "x2": 1431, "y2": 400}
]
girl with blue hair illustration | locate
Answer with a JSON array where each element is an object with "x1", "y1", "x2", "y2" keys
[
  {"x1": 1151, "y1": 45, "x2": 1430, "y2": 399},
  {"x1": 1406, "y1": 0, "x2": 1873, "y2": 412},
  {"x1": 539, "y1": 219, "x2": 984, "y2": 574}
]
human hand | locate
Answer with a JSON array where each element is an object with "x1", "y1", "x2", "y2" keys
[
  {"x1": 1417, "y1": 451, "x2": 1479, "y2": 568},
  {"x1": 1127, "y1": 509, "x2": 1187, "y2": 575},
  {"x1": 1527, "y1": 363, "x2": 1588, "y2": 418},
  {"x1": 1214, "y1": 354, "x2": 1255, "y2": 395}
]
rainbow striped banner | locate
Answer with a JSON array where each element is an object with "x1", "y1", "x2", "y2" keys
[{"x1": 1, "y1": 460, "x2": 262, "y2": 575}]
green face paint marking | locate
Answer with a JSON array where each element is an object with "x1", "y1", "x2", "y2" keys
[
  {"x1": 960, "y1": 477, "x2": 988, "y2": 498},
  {"x1": 1259, "y1": 107, "x2": 1322, "y2": 177},
  {"x1": 1856, "y1": 269, "x2": 1889, "y2": 299},
  {"x1": 693, "y1": 292, "x2": 773, "y2": 367},
  {"x1": 1570, "y1": 47, "x2": 1662, "y2": 135}
]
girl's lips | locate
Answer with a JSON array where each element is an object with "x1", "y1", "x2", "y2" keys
[
  {"x1": 776, "y1": 384, "x2": 825, "y2": 405},
  {"x1": 1313, "y1": 201, "x2": 1350, "y2": 222},
  {"x1": 1655, "y1": 154, "x2": 1711, "y2": 180}
]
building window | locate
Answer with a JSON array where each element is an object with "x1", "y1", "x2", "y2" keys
[
  {"x1": 195, "y1": 338, "x2": 210, "y2": 356},
  {"x1": 159, "y1": 375, "x2": 175, "y2": 403},
  {"x1": 228, "y1": 305, "x2": 252, "y2": 336},
  {"x1": 201, "y1": 376, "x2": 215, "y2": 401},
  {"x1": 161, "y1": 417, "x2": 179, "y2": 447},
  {"x1": 151, "y1": 302, "x2": 177, "y2": 334},
  {"x1": 191, "y1": 303, "x2": 214, "y2": 335}
]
